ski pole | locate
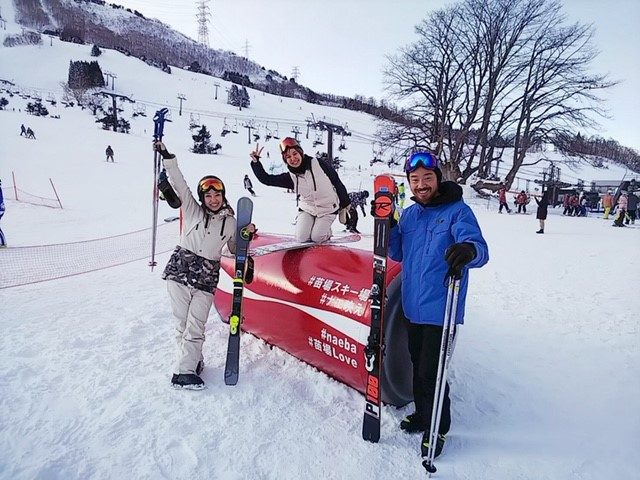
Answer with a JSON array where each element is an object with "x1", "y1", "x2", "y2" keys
[
  {"x1": 149, "y1": 108, "x2": 169, "y2": 270},
  {"x1": 423, "y1": 274, "x2": 461, "y2": 476}
]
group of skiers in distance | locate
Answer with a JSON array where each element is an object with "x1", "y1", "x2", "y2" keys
[
  {"x1": 497, "y1": 180, "x2": 636, "y2": 232},
  {"x1": 19, "y1": 124, "x2": 36, "y2": 139}
]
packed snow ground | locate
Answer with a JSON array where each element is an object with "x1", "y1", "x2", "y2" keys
[{"x1": 1, "y1": 13, "x2": 639, "y2": 480}]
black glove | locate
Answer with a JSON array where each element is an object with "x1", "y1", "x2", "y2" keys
[
  {"x1": 154, "y1": 141, "x2": 175, "y2": 159},
  {"x1": 370, "y1": 199, "x2": 397, "y2": 228},
  {"x1": 444, "y1": 242, "x2": 476, "y2": 279}
]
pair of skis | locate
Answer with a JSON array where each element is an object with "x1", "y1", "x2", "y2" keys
[{"x1": 362, "y1": 174, "x2": 396, "y2": 442}]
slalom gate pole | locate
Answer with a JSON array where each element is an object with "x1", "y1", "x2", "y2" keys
[
  {"x1": 150, "y1": 108, "x2": 168, "y2": 270},
  {"x1": 423, "y1": 275, "x2": 461, "y2": 476}
]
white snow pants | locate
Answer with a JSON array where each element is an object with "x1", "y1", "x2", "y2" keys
[
  {"x1": 167, "y1": 280, "x2": 213, "y2": 374},
  {"x1": 295, "y1": 211, "x2": 336, "y2": 243}
]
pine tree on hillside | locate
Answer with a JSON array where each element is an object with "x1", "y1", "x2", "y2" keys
[
  {"x1": 68, "y1": 60, "x2": 105, "y2": 89},
  {"x1": 227, "y1": 85, "x2": 240, "y2": 108},
  {"x1": 192, "y1": 125, "x2": 214, "y2": 154},
  {"x1": 91, "y1": 44, "x2": 102, "y2": 57},
  {"x1": 240, "y1": 87, "x2": 250, "y2": 108},
  {"x1": 0, "y1": 98, "x2": 8, "y2": 110},
  {"x1": 26, "y1": 100, "x2": 49, "y2": 117}
]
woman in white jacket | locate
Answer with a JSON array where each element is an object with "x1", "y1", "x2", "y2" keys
[
  {"x1": 154, "y1": 141, "x2": 255, "y2": 390},
  {"x1": 249, "y1": 137, "x2": 350, "y2": 242}
]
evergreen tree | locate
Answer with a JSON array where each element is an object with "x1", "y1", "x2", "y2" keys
[
  {"x1": 0, "y1": 97, "x2": 8, "y2": 110},
  {"x1": 91, "y1": 44, "x2": 102, "y2": 57},
  {"x1": 240, "y1": 87, "x2": 250, "y2": 108},
  {"x1": 191, "y1": 125, "x2": 214, "y2": 154},
  {"x1": 68, "y1": 60, "x2": 104, "y2": 89},
  {"x1": 26, "y1": 100, "x2": 49, "y2": 116},
  {"x1": 227, "y1": 85, "x2": 240, "y2": 108}
]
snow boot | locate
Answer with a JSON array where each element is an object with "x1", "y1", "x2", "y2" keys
[
  {"x1": 400, "y1": 413, "x2": 426, "y2": 433},
  {"x1": 421, "y1": 433, "x2": 446, "y2": 459},
  {"x1": 536, "y1": 229, "x2": 544, "y2": 234},
  {"x1": 171, "y1": 373, "x2": 205, "y2": 390}
]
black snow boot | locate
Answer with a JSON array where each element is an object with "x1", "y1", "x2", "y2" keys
[
  {"x1": 536, "y1": 229, "x2": 544, "y2": 234},
  {"x1": 171, "y1": 373, "x2": 205, "y2": 390},
  {"x1": 421, "y1": 432, "x2": 446, "y2": 459},
  {"x1": 400, "y1": 413, "x2": 426, "y2": 433}
]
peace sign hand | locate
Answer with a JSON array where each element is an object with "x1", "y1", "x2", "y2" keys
[{"x1": 250, "y1": 143, "x2": 264, "y2": 163}]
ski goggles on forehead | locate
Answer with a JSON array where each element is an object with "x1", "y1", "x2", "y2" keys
[
  {"x1": 404, "y1": 151, "x2": 439, "y2": 173},
  {"x1": 199, "y1": 177, "x2": 224, "y2": 192},
  {"x1": 279, "y1": 137, "x2": 299, "y2": 153}
]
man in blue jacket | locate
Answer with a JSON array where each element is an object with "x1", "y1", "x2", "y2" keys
[{"x1": 388, "y1": 151, "x2": 489, "y2": 458}]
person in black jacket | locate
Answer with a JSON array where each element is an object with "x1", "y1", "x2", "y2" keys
[
  {"x1": 535, "y1": 190, "x2": 550, "y2": 234},
  {"x1": 249, "y1": 138, "x2": 350, "y2": 242}
]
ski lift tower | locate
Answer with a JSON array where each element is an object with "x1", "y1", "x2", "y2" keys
[{"x1": 310, "y1": 119, "x2": 350, "y2": 164}]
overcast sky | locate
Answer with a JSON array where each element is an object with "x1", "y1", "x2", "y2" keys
[{"x1": 114, "y1": 0, "x2": 639, "y2": 150}]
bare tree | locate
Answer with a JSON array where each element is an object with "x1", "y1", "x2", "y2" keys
[{"x1": 382, "y1": 0, "x2": 614, "y2": 187}]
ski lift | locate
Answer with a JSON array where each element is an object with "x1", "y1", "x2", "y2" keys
[
  {"x1": 189, "y1": 113, "x2": 201, "y2": 124},
  {"x1": 132, "y1": 104, "x2": 146, "y2": 117},
  {"x1": 312, "y1": 131, "x2": 324, "y2": 147},
  {"x1": 232, "y1": 119, "x2": 239, "y2": 134},
  {"x1": 253, "y1": 133, "x2": 261, "y2": 142},
  {"x1": 272, "y1": 123, "x2": 280, "y2": 139},
  {"x1": 338, "y1": 135, "x2": 347, "y2": 152},
  {"x1": 264, "y1": 122, "x2": 273, "y2": 141},
  {"x1": 221, "y1": 118, "x2": 230, "y2": 137}
]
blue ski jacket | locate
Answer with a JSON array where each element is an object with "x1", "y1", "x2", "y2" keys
[{"x1": 389, "y1": 182, "x2": 489, "y2": 326}]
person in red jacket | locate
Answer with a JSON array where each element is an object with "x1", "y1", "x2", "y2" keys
[
  {"x1": 497, "y1": 183, "x2": 511, "y2": 213},
  {"x1": 515, "y1": 190, "x2": 529, "y2": 214}
]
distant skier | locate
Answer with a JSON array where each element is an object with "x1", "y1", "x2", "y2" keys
[
  {"x1": 398, "y1": 182, "x2": 406, "y2": 208},
  {"x1": 602, "y1": 190, "x2": 614, "y2": 219},
  {"x1": 19, "y1": 124, "x2": 26, "y2": 137},
  {"x1": 0, "y1": 179, "x2": 6, "y2": 247},
  {"x1": 613, "y1": 191, "x2": 628, "y2": 227},
  {"x1": 26, "y1": 127, "x2": 35, "y2": 139},
  {"x1": 153, "y1": 140, "x2": 256, "y2": 390},
  {"x1": 497, "y1": 183, "x2": 511, "y2": 213},
  {"x1": 515, "y1": 190, "x2": 528, "y2": 214},
  {"x1": 105, "y1": 145, "x2": 114, "y2": 162},
  {"x1": 345, "y1": 190, "x2": 369, "y2": 234},
  {"x1": 243, "y1": 174, "x2": 256, "y2": 197},
  {"x1": 625, "y1": 191, "x2": 637, "y2": 225},
  {"x1": 249, "y1": 138, "x2": 350, "y2": 242},
  {"x1": 535, "y1": 190, "x2": 550, "y2": 234}
]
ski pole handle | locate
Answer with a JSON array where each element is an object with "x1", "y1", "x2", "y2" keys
[{"x1": 153, "y1": 108, "x2": 169, "y2": 140}]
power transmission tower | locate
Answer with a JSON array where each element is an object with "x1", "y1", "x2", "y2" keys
[
  {"x1": 243, "y1": 39, "x2": 251, "y2": 59},
  {"x1": 291, "y1": 66, "x2": 300, "y2": 82},
  {"x1": 196, "y1": 0, "x2": 211, "y2": 47}
]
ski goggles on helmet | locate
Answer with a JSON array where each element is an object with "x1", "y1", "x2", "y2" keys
[
  {"x1": 199, "y1": 177, "x2": 225, "y2": 192},
  {"x1": 404, "y1": 151, "x2": 439, "y2": 173},
  {"x1": 279, "y1": 137, "x2": 300, "y2": 154}
]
